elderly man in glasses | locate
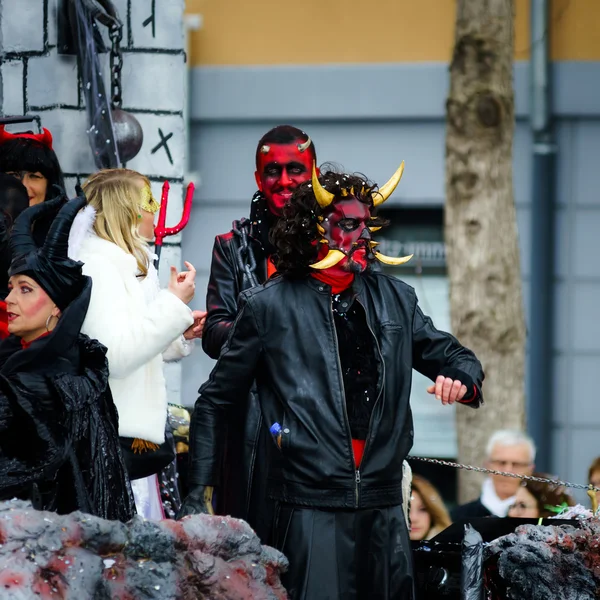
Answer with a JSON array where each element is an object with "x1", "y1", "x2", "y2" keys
[{"x1": 451, "y1": 429, "x2": 535, "y2": 521}]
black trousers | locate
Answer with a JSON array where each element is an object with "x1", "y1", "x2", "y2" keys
[
  {"x1": 218, "y1": 390, "x2": 274, "y2": 542},
  {"x1": 271, "y1": 503, "x2": 415, "y2": 600}
]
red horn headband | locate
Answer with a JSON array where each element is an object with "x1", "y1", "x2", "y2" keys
[{"x1": 0, "y1": 125, "x2": 53, "y2": 150}]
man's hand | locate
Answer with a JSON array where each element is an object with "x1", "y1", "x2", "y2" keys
[
  {"x1": 184, "y1": 310, "x2": 207, "y2": 340},
  {"x1": 176, "y1": 485, "x2": 215, "y2": 519},
  {"x1": 427, "y1": 375, "x2": 468, "y2": 405}
]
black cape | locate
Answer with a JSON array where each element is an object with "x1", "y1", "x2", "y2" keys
[{"x1": 0, "y1": 278, "x2": 135, "y2": 521}]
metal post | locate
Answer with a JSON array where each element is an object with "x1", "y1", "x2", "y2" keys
[
  {"x1": 183, "y1": 14, "x2": 202, "y2": 184},
  {"x1": 528, "y1": 0, "x2": 555, "y2": 471}
]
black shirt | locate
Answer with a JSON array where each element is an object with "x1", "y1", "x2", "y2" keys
[{"x1": 332, "y1": 289, "x2": 379, "y2": 440}]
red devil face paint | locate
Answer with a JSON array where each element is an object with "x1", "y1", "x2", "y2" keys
[
  {"x1": 320, "y1": 197, "x2": 372, "y2": 273},
  {"x1": 255, "y1": 143, "x2": 314, "y2": 215}
]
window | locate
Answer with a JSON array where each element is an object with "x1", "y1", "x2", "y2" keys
[{"x1": 377, "y1": 208, "x2": 457, "y2": 459}]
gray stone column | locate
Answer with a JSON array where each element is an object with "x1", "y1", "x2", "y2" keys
[{"x1": 0, "y1": 0, "x2": 189, "y2": 405}]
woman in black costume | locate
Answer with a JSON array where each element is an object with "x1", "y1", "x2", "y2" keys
[
  {"x1": 0, "y1": 125, "x2": 66, "y2": 245},
  {"x1": 0, "y1": 193, "x2": 135, "y2": 521}
]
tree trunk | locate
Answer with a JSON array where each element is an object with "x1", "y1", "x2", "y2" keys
[{"x1": 445, "y1": 0, "x2": 526, "y2": 503}]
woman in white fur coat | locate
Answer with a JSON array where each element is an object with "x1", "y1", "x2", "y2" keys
[{"x1": 69, "y1": 168, "x2": 200, "y2": 519}]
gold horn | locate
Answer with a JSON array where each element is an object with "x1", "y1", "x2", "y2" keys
[
  {"x1": 297, "y1": 137, "x2": 312, "y2": 152},
  {"x1": 368, "y1": 226, "x2": 382, "y2": 233},
  {"x1": 310, "y1": 249, "x2": 346, "y2": 270},
  {"x1": 373, "y1": 161, "x2": 405, "y2": 207},
  {"x1": 374, "y1": 252, "x2": 413, "y2": 266},
  {"x1": 312, "y1": 163, "x2": 334, "y2": 208},
  {"x1": 260, "y1": 144, "x2": 270, "y2": 154}
]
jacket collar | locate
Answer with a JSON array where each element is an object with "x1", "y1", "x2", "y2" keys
[
  {"x1": 302, "y1": 273, "x2": 366, "y2": 296},
  {"x1": 246, "y1": 190, "x2": 279, "y2": 253},
  {"x1": 68, "y1": 209, "x2": 139, "y2": 277}
]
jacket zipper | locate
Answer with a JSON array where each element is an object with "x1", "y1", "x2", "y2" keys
[
  {"x1": 355, "y1": 298, "x2": 385, "y2": 472},
  {"x1": 329, "y1": 301, "x2": 362, "y2": 508},
  {"x1": 241, "y1": 257, "x2": 269, "y2": 516},
  {"x1": 245, "y1": 409, "x2": 262, "y2": 516}
]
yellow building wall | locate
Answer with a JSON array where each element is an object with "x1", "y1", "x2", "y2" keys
[{"x1": 185, "y1": 0, "x2": 600, "y2": 66}]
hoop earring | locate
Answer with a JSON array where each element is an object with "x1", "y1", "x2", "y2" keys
[{"x1": 45, "y1": 314, "x2": 53, "y2": 332}]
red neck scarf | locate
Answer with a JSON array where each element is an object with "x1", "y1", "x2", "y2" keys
[
  {"x1": 310, "y1": 270, "x2": 354, "y2": 295},
  {"x1": 266, "y1": 256, "x2": 354, "y2": 294},
  {"x1": 21, "y1": 331, "x2": 51, "y2": 350},
  {"x1": 308, "y1": 243, "x2": 355, "y2": 294},
  {"x1": 267, "y1": 256, "x2": 277, "y2": 279}
]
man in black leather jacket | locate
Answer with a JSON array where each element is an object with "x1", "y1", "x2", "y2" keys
[
  {"x1": 198, "y1": 125, "x2": 317, "y2": 539},
  {"x1": 182, "y1": 163, "x2": 485, "y2": 599}
]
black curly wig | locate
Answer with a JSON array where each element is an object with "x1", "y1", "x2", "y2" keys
[{"x1": 270, "y1": 168, "x2": 389, "y2": 277}]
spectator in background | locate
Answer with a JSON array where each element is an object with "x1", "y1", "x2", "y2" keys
[
  {"x1": 451, "y1": 429, "x2": 535, "y2": 521},
  {"x1": 507, "y1": 475, "x2": 575, "y2": 519},
  {"x1": 0, "y1": 125, "x2": 66, "y2": 245},
  {"x1": 587, "y1": 457, "x2": 600, "y2": 510},
  {"x1": 409, "y1": 474, "x2": 452, "y2": 541},
  {"x1": 0, "y1": 126, "x2": 65, "y2": 206}
]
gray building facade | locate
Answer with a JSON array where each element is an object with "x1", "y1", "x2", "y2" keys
[
  {"x1": 1, "y1": 1, "x2": 598, "y2": 503},
  {"x1": 182, "y1": 61, "x2": 600, "y2": 503}
]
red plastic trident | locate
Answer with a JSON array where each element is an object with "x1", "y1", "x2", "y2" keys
[{"x1": 153, "y1": 181, "x2": 194, "y2": 268}]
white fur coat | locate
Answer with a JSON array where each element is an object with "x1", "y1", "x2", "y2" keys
[{"x1": 68, "y1": 207, "x2": 194, "y2": 443}]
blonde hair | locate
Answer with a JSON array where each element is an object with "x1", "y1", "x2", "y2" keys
[
  {"x1": 411, "y1": 475, "x2": 452, "y2": 539},
  {"x1": 82, "y1": 168, "x2": 150, "y2": 277},
  {"x1": 588, "y1": 457, "x2": 600, "y2": 483}
]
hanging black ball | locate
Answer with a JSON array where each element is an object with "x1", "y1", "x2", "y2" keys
[{"x1": 111, "y1": 109, "x2": 143, "y2": 163}]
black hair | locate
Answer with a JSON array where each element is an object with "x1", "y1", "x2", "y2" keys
[
  {"x1": 0, "y1": 175, "x2": 30, "y2": 298},
  {"x1": 255, "y1": 125, "x2": 317, "y2": 170},
  {"x1": 270, "y1": 168, "x2": 388, "y2": 277},
  {"x1": 0, "y1": 138, "x2": 65, "y2": 201},
  {"x1": 0, "y1": 174, "x2": 30, "y2": 228}
]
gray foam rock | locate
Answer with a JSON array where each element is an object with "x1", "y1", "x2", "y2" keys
[
  {"x1": 0, "y1": 499, "x2": 288, "y2": 599},
  {"x1": 485, "y1": 519, "x2": 600, "y2": 600}
]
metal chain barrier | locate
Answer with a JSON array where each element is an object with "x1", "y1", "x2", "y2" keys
[
  {"x1": 109, "y1": 23, "x2": 124, "y2": 109},
  {"x1": 408, "y1": 455, "x2": 600, "y2": 492},
  {"x1": 233, "y1": 219, "x2": 260, "y2": 288}
]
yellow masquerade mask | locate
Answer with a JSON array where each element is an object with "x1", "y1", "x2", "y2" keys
[{"x1": 140, "y1": 185, "x2": 160, "y2": 215}]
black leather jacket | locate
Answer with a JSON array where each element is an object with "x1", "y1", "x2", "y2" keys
[
  {"x1": 190, "y1": 272, "x2": 484, "y2": 509},
  {"x1": 201, "y1": 217, "x2": 272, "y2": 531},
  {"x1": 203, "y1": 219, "x2": 267, "y2": 359}
]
